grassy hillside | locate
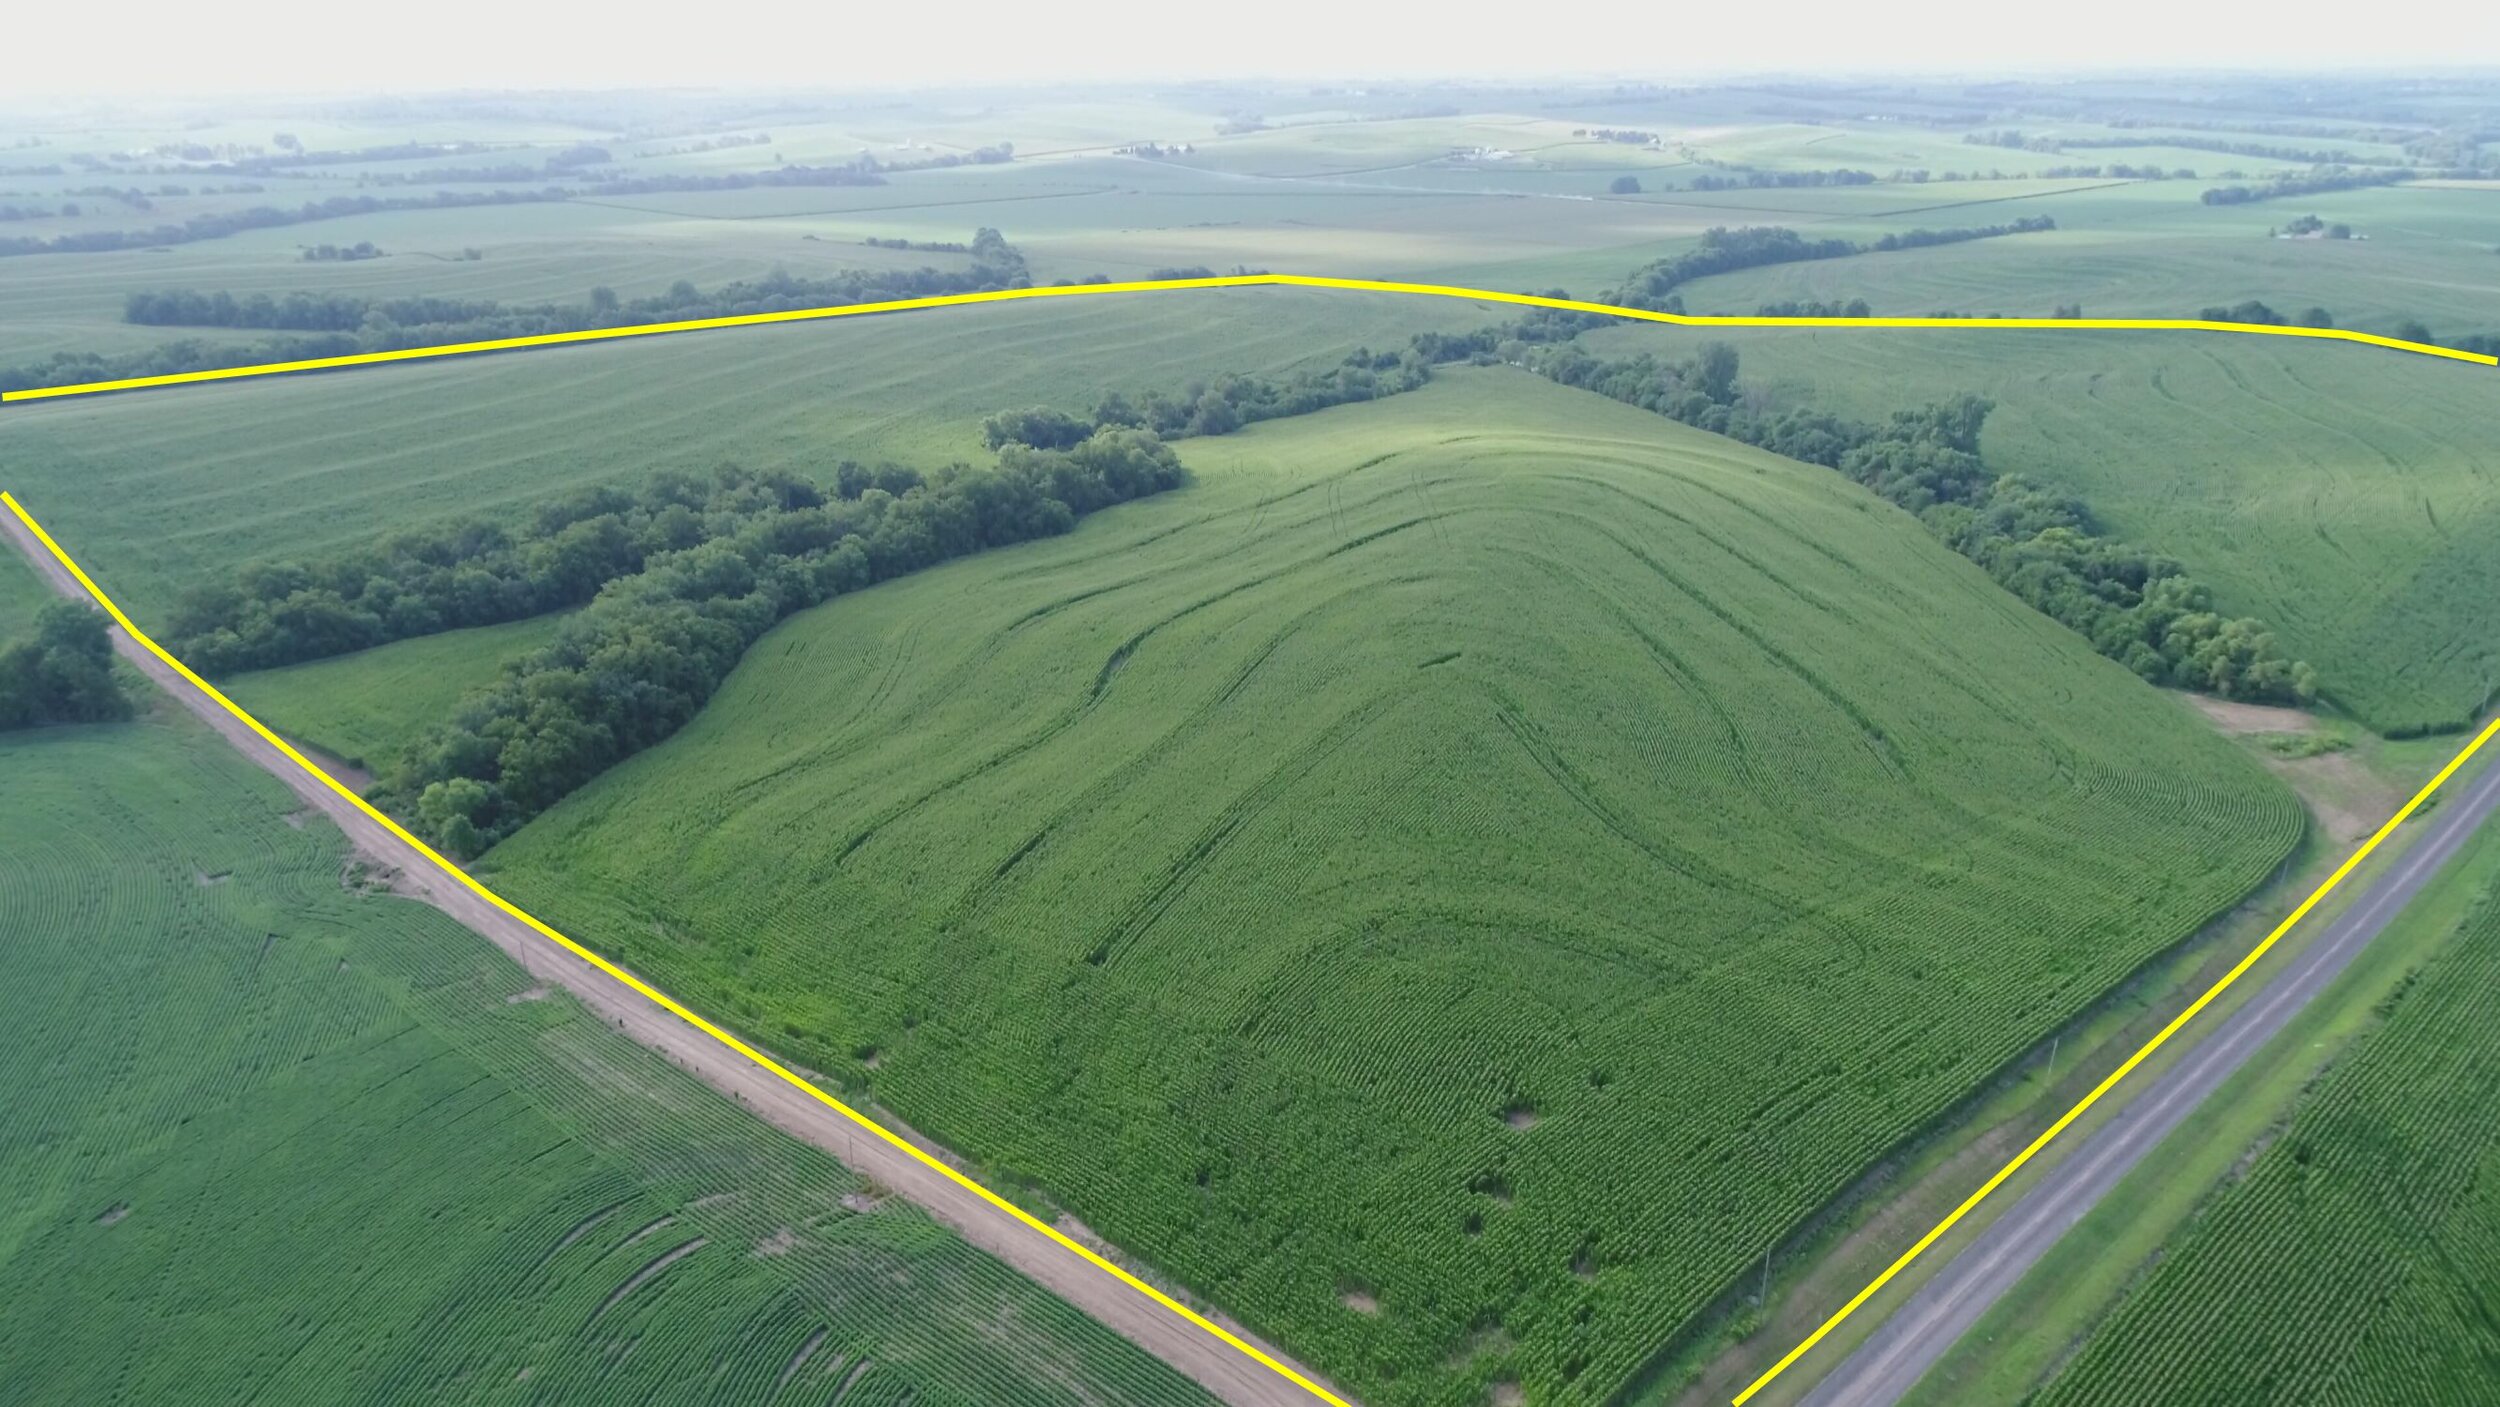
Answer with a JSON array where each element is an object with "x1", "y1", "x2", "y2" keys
[
  {"x1": 1576, "y1": 325, "x2": 2500, "y2": 735},
  {"x1": 224, "y1": 611, "x2": 568, "y2": 770},
  {"x1": 2032, "y1": 876, "x2": 2500, "y2": 1407},
  {"x1": 0, "y1": 287, "x2": 1486, "y2": 625},
  {"x1": 0, "y1": 717, "x2": 1212, "y2": 1406},
  {"x1": 485, "y1": 369, "x2": 2304, "y2": 1406}
]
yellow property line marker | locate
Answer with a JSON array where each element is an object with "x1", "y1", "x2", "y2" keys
[
  {"x1": 1, "y1": 272, "x2": 2493, "y2": 403},
  {"x1": 0, "y1": 489, "x2": 1351, "y2": 1407},
  {"x1": 1734, "y1": 709, "x2": 2500, "y2": 1406}
]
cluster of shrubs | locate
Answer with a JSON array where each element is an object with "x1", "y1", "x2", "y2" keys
[
  {"x1": 0, "y1": 604, "x2": 133, "y2": 731},
  {"x1": 1507, "y1": 341, "x2": 2319, "y2": 703}
]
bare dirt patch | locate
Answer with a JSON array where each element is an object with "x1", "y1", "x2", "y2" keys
[
  {"x1": 1489, "y1": 1381, "x2": 1525, "y2": 1407},
  {"x1": 1340, "y1": 1288, "x2": 1379, "y2": 1314},
  {"x1": 505, "y1": 984, "x2": 553, "y2": 1004},
  {"x1": 96, "y1": 1203, "x2": 130, "y2": 1226},
  {"x1": 753, "y1": 1226, "x2": 799, "y2": 1257},
  {"x1": 193, "y1": 870, "x2": 230, "y2": 886},
  {"x1": 2184, "y1": 694, "x2": 2320, "y2": 735},
  {"x1": 2273, "y1": 750, "x2": 2405, "y2": 846},
  {"x1": 1502, "y1": 1103, "x2": 1539, "y2": 1130}
]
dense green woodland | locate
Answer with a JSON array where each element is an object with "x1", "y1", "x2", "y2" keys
[{"x1": 0, "y1": 602, "x2": 133, "y2": 730}]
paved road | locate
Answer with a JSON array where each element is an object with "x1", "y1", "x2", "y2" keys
[
  {"x1": 2, "y1": 510, "x2": 1337, "y2": 1407},
  {"x1": 1800, "y1": 743, "x2": 2500, "y2": 1406}
]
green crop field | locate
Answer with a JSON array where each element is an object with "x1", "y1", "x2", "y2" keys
[
  {"x1": 0, "y1": 714, "x2": 1212, "y2": 1406},
  {"x1": 224, "y1": 611, "x2": 568, "y2": 771},
  {"x1": 2030, "y1": 883, "x2": 2500, "y2": 1406},
  {"x1": 0, "y1": 287, "x2": 1487, "y2": 625},
  {"x1": 1574, "y1": 325, "x2": 2500, "y2": 736},
  {"x1": 470, "y1": 369, "x2": 2303, "y2": 1406}
]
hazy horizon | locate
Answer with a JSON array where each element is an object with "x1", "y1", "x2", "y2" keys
[{"x1": 19, "y1": 0, "x2": 2500, "y2": 99}]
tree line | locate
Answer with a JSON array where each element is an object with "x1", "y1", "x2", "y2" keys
[
  {"x1": 981, "y1": 345, "x2": 1434, "y2": 448},
  {"x1": 2201, "y1": 166, "x2": 2410, "y2": 205},
  {"x1": 0, "y1": 603, "x2": 134, "y2": 731},
  {"x1": 1612, "y1": 221, "x2": 2055, "y2": 311},
  {"x1": 1493, "y1": 340, "x2": 2318, "y2": 704},
  {"x1": 177, "y1": 434, "x2": 1185, "y2": 855},
  {"x1": 1686, "y1": 168, "x2": 1879, "y2": 190},
  {"x1": 0, "y1": 188, "x2": 567, "y2": 258}
]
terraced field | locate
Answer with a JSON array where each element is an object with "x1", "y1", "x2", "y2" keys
[
  {"x1": 2033, "y1": 882, "x2": 2500, "y2": 1407},
  {"x1": 0, "y1": 716, "x2": 1212, "y2": 1406},
  {"x1": 1575, "y1": 325, "x2": 2500, "y2": 735},
  {"x1": 482, "y1": 369, "x2": 2304, "y2": 1406}
]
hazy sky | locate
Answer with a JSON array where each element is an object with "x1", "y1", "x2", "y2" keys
[{"x1": 21, "y1": 0, "x2": 2500, "y2": 95}]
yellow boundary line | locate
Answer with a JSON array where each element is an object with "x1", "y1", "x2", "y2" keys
[
  {"x1": 1, "y1": 272, "x2": 2492, "y2": 404},
  {"x1": 4, "y1": 270, "x2": 2496, "y2": 1406},
  {"x1": 0, "y1": 489, "x2": 1352, "y2": 1407}
]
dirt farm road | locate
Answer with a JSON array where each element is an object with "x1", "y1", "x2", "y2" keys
[{"x1": 2, "y1": 509, "x2": 1337, "y2": 1407}]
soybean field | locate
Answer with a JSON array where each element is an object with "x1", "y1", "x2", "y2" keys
[
  {"x1": 478, "y1": 369, "x2": 2305, "y2": 1406},
  {"x1": 0, "y1": 716, "x2": 1212, "y2": 1407},
  {"x1": 2031, "y1": 880, "x2": 2500, "y2": 1407}
]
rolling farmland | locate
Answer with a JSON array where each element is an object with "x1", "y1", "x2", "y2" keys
[
  {"x1": 479, "y1": 370, "x2": 2305, "y2": 1405},
  {"x1": 2031, "y1": 878, "x2": 2500, "y2": 1407},
  {"x1": 1571, "y1": 326, "x2": 2500, "y2": 736},
  {"x1": 0, "y1": 715, "x2": 1214, "y2": 1407},
  {"x1": 0, "y1": 287, "x2": 1485, "y2": 625},
  {"x1": 11, "y1": 73, "x2": 2500, "y2": 1407}
]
